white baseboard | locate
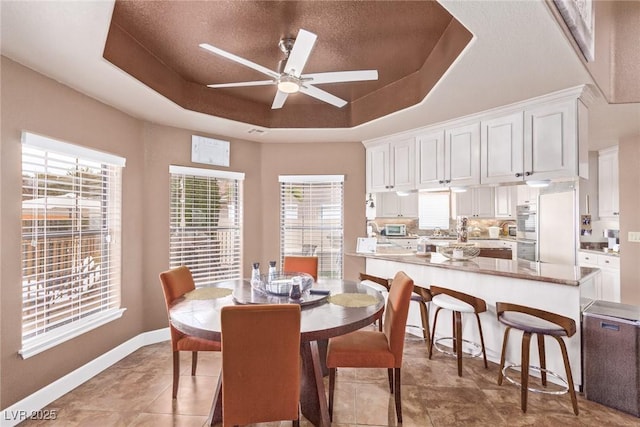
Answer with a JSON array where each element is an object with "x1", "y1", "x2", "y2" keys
[{"x1": 0, "y1": 328, "x2": 170, "y2": 427}]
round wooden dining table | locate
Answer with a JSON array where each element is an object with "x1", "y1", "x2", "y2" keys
[{"x1": 169, "y1": 278, "x2": 385, "y2": 427}]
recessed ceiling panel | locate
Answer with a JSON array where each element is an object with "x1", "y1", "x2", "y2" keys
[{"x1": 104, "y1": 0, "x2": 472, "y2": 128}]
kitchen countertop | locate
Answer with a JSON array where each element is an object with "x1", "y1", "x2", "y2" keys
[
  {"x1": 347, "y1": 252, "x2": 599, "y2": 286},
  {"x1": 579, "y1": 248, "x2": 620, "y2": 257}
]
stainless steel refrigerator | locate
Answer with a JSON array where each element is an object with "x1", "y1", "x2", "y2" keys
[{"x1": 537, "y1": 182, "x2": 577, "y2": 265}]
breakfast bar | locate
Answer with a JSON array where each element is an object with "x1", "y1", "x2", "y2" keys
[{"x1": 348, "y1": 252, "x2": 600, "y2": 387}]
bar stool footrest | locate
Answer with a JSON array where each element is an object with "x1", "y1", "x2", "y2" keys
[
  {"x1": 434, "y1": 337, "x2": 482, "y2": 358},
  {"x1": 502, "y1": 364, "x2": 569, "y2": 395}
]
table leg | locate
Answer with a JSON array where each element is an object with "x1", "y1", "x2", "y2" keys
[
  {"x1": 300, "y1": 340, "x2": 331, "y2": 427},
  {"x1": 207, "y1": 375, "x2": 223, "y2": 426}
]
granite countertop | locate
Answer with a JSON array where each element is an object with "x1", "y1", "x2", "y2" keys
[{"x1": 347, "y1": 252, "x2": 599, "y2": 286}]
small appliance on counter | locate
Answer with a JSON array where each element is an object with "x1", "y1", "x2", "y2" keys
[
  {"x1": 488, "y1": 226, "x2": 501, "y2": 239},
  {"x1": 384, "y1": 224, "x2": 407, "y2": 237}
]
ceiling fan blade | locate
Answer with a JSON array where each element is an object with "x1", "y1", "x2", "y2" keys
[
  {"x1": 302, "y1": 70, "x2": 378, "y2": 85},
  {"x1": 272, "y1": 90, "x2": 289, "y2": 109},
  {"x1": 299, "y1": 85, "x2": 347, "y2": 108},
  {"x1": 207, "y1": 80, "x2": 275, "y2": 88},
  {"x1": 283, "y1": 29, "x2": 317, "y2": 77},
  {"x1": 199, "y1": 43, "x2": 279, "y2": 79}
]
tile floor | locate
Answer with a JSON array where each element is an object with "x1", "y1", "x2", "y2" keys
[{"x1": 19, "y1": 331, "x2": 640, "y2": 427}]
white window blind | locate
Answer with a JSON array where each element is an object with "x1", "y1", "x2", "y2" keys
[
  {"x1": 169, "y1": 166, "x2": 244, "y2": 285},
  {"x1": 21, "y1": 132, "x2": 125, "y2": 358},
  {"x1": 279, "y1": 175, "x2": 344, "y2": 280},
  {"x1": 418, "y1": 191, "x2": 450, "y2": 230}
]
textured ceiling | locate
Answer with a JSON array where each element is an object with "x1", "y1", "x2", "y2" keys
[{"x1": 104, "y1": 0, "x2": 472, "y2": 129}]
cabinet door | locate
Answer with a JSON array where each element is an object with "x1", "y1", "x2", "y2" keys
[
  {"x1": 399, "y1": 192, "x2": 419, "y2": 217},
  {"x1": 598, "y1": 146, "x2": 619, "y2": 218},
  {"x1": 391, "y1": 138, "x2": 416, "y2": 191},
  {"x1": 366, "y1": 144, "x2": 391, "y2": 192},
  {"x1": 524, "y1": 100, "x2": 577, "y2": 181},
  {"x1": 600, "y1": 268, "x2": 620, "y2": 303},
  {"x1": 455, "y1": 191, "x2": 474, "y2": 217},
  {"x1": 481, "y1": 112, "x2": 524, "y2": 184},
  {"x1": 495, "y1": 186, "x2": 514, "y2": 218},
  {"x1": 377, "y1": 191, "x2": 399, "y2": 217},
  {"x1": 474, "y1": 187, "x2": 495, "y2": 218},
  {"x1": 516, "y1": 185, "x2": 538, "y2": 205},
  {"x1": 416, "y1": 130, "x2": 445, "y2": 189},
  {"x1": 445, "y1": 123, "x2": 480, "y2": 186}
]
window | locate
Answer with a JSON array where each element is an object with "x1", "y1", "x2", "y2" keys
[
  {"x1": 169, "y1": 166, "x2": 244, "y2": 285},
  {"x1": 20, "y1": 132, "x2": 125, "y2": 358},
  {"x1": 279, "y1": 175, "x2": 344, "y2": 280},
  {"x1": 418, "y1": 191, "x2": 450, "y2": 230}
]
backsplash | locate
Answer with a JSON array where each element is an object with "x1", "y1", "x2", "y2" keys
[{"x1": 369, "y1": 217, "x2": 515, "y2": 238}]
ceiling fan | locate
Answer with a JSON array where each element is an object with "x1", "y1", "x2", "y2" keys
[{"x1": 199, "y1": 29, "x2": 378, "y2": 109}]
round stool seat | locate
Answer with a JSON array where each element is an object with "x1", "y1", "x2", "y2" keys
[
  {"x1": 432, "y1": 293, "x2": 474, "y2": 313},
  {"x1": 499, "y1": 312, "x2": 567, "y2": 336}
]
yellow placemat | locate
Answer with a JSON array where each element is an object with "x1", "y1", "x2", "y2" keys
[
  {"x1": 329, "y1": 293, "x2": 378, "y2": 308},
  {"x1": 184, "y1": 287, "x2": 232, "y2": 300}
]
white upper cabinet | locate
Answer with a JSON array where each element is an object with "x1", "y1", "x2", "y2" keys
[
  {"x1": 377, "y1": 191, "x2": 419, "y2": 218},
  {"x1": 494, "y1": 186, "x2": 516, "y2": 218},
  {"x1": 415, "y1": 123, "x2": 480, "y2": 190},
  {"x1": 366, "y1": 137, "x2": 415, "y2": 193},
  {"x1": 416, "y1": 130, "x2": 445, "y2": 188},
  {"x1": 523, "y1": 99, "x2": 578, "y2": 181},
  {"x1": 445, "y1": 123, "x2": 481, "y2": 187},
  {"x1": 456, "y1": 187, "x2": 495, "y2": 218},
  {"x1": 598, "y1": 146, "x2": 619, "y2": 219},
  {"x1": 516, "y1": 185, "x2": 539, "y2": 205},
  {"x1": 480, "y1": 112, "x2": 524, "y2": 184}
]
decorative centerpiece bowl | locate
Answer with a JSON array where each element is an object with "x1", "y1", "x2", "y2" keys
[
  {"x1": 437, "y1": 242, "x2": 480, "y2": 260},
  {"x1": 252, "y1": 272, "x2": 314, "y2": 296}
]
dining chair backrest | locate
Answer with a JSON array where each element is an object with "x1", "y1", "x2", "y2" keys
[
  {"x1": 220, "y1": 304, "x2": 301, "y2": 426},
  {"x1": 159, "y1": 265, "x2": 195, "y2": 307},
  {"x1": 383, "y1": 271, "x2": 414, "y2": 367},
  {"x1": 283, "y1": 256, "x2": 318, "y2": 281}
]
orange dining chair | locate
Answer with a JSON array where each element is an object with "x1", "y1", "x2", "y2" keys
[
  {"x1": 159, "y1": 266, "x2": 221, "y2": 398},
  {"x1": 283, "y1": 255, "x2": 319, "y2": 281},
  {"x1": 326, "y1": 271, "x2": 414, "y2": 423},
  {"x1": 220, "y1": 304, "x2": 301, "y2": 427}
]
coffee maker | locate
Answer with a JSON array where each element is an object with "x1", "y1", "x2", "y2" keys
[{"x1": 603, "y1": 229, "x2": 620, "y2": 252}]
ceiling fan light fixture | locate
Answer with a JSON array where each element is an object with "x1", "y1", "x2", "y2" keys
[{"x1": 278, "y1": 76, "x2": 300, "y2": 94}]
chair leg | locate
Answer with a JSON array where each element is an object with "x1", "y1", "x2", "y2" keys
[
  {"x1": 387, "y1": 368, "x2": 394, "y2": 393},
  {"x1": 191, "y1": 351, "x2": 198, "y2": 376},
  {"x1": 454, "y1": 310, "x2": 463, "y2": 377},
  {"x1": 419, "y1": 300, "x2": 430, "y2": 344},
  {"x1": 554, "y1": 336, "x2": 579, "y2": 415},
  {"x1": 429, "y1": 307, "x2": 443, "y2": 359},
  {"x1": 497, "y1": 327, "x2": 511, "y2": 385},
  {"x1": 537, "y1": 334, "x2": 547, "y2": 386},
  {"x1": 394, "y1": 367, "x2": 402, "y2": 423},
  {"x1": 172, "y1": 351, "x2": 180, "y2": 398},
  {"x1": 474, "y1": 312, "x2": 488, "y2": 369},
  {"x1": 328, "y1": 368, "x2": 336, "y2": 421},
  {"x1": 521, "y1": 332, "x2": 532, "y2": 413}
]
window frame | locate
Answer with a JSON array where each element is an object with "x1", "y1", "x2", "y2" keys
[
  {"x1": 279, "y1": 175, "x2": 345, "y2": 280},
  {"x1": 169, "y1": 165, "x2": 245, "y2": 286},
  {"x1": 20, "y1": 131, "x2": 126, "y2": 359}
]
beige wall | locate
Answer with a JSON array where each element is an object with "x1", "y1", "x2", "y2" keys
[
  {"x1": 1, "y1": 57, "x2": 145, "y2": 407},
  {"x1": 619, "y1": 135, "x2": 640, "y2": 305},
  {"x1": 0, "y1": 56, "x2": 366, "y2": 407}
]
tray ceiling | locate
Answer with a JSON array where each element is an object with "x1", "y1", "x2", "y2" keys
[{"x1": 104, "y1": 0, "x2": 472, "y2": 129}]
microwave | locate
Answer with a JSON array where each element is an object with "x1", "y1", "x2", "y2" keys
[{"x1": 385, "y1": 224, "x2": 406, "y2": 236}]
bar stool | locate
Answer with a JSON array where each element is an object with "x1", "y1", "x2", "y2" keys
[
  {"x1": 495, "y1": 302, "x2": 578, "y2": 415},
  {"x1": 359, "y1": 273, "x2": 431, "y2": 345},
  {"x1": 428, "y1": 286, "x2": 488, "y2": 377}
]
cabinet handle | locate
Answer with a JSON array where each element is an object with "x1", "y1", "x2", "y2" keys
[
  {"x1": 438, "y1": 180, "x2": 444, "y2": 184},
  {"x1": 515, "y1": 173, "x2": 522, "y2": 178},
  {"x1": 525, "y1": 171, "x2": 532, "y2": 176},
  {"x1": 445, "y1": 180, "x2": 451, "y2": 184},
  {"x1": 604, "y1": 260, "x2": 610, "y2": 264},
  {"x1": 614, "y1": 212, "x2": 619, "y2": 216}
]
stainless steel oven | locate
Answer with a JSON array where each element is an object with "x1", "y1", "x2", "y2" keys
[
  {"x1": 516, "y1": 204, "x2": 537, "y2": 241},
  {"x1": 517, "y1": 239, "x2": 537, "y2": 262}
]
